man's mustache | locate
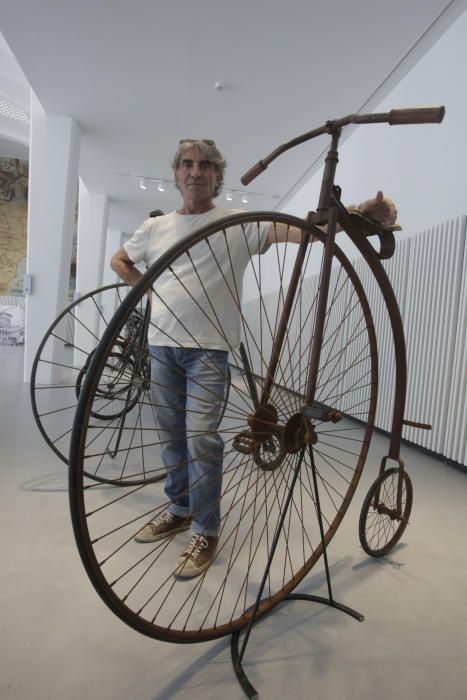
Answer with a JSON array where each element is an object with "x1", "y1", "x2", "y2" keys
[{"x1": 186, "y1": 177, "x2": 205, "y2": 184}]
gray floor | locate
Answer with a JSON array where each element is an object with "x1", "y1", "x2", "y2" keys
[{"x1": 1, "y1": 344, "x2": 466, "y2": 700}]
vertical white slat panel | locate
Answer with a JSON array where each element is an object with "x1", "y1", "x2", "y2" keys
[
  {"x1": 402, "y1": 217, "x2": 465, "y2": 453},
  {"x1": 444, "y1": 216, "x2": 467, "y2": 464},
  {"x1": 402, "y1": 224, "x2": 439, "y2": 448}
]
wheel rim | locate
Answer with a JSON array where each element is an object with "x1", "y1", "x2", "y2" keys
[
  {"x1": 69, "y1": 212, "x2": 378, "y2": 641},
  {"x1": 359, "y1": 467, "x2": 413, "y2": 557}
]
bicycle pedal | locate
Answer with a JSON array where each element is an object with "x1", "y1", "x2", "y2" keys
[
  {"x1": 233, "y1": 431, "x2": 256, "y2": 454},
  {"x1": 264, "y1": 438, "x2": 277, "y2": 453}
]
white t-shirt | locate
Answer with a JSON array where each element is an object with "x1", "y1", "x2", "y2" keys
[{"x1": 124, "y1": 208, "x2": 269, "y2": 350}]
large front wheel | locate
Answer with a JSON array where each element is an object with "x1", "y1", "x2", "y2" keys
[{"x1": 69, "y1": 212, "x2": 378, "y2": 642}]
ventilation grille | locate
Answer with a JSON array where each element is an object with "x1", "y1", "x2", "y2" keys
[{"x1": 0, "y1": 96, "x2": 30, "y2": 124}]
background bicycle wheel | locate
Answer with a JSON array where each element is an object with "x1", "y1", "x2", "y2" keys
[{"x1": 30, "y1": 284, "x2": 155, "y2": 481}]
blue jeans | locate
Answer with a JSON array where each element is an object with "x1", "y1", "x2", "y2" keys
[{"x1": 149, "y1": 346, "x2": 228, "y2": 537}]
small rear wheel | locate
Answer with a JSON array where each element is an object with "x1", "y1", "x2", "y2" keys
[{"x1": 359, "y1": 467, "x2": 413, "y2": 557}]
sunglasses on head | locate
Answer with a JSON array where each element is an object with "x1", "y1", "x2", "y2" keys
[{"x1": 179, "y1": 139, "x2": 216, "y2": 146}]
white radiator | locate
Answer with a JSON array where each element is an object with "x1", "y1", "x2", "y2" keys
[{"x1": 356, "y1": 215, "x2": 466, "y2": 466}]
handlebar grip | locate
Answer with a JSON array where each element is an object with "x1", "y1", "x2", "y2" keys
[
  {"x1": 389, "y1": 106, "x2": 445, "y2": 125},
  {"x1": 241, "y1": 160, "x2": 268, "y2": 186}
]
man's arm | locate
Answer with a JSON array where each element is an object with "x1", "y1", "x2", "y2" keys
[
  {"x1": 265, "y1": 191, "x2": 397, "y2": 246},
  {"x1": 110, "y1": 247, "x2": 143, "y2": 286}
]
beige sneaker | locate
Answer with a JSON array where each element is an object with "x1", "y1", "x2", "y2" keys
[
  {"x1": 173, "y1": 533, "x2": 218, "y2": 578},
  {"x1": 134, "y1": 511, "x2": 191, "y2": 543}
]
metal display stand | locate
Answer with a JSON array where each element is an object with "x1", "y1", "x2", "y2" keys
[{"x1": 229, "y1": 445, "x2": 364, "y2": 699}]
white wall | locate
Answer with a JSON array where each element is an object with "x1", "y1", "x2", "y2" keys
[{"x1": 283, "y1": 9, "x2": 467, "y2": 242}]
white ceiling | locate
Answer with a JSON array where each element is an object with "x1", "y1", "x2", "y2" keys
[{"x1": 1, "y1": 0, "x2": 465, "y2": 232}]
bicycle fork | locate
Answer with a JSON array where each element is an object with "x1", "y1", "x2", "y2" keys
[
  {"x1": 261, "y1": 130, "x2": 343, "y2": 424},
  {"x1": 238, "y1": 130, "x2": 344, "y2": 459}
]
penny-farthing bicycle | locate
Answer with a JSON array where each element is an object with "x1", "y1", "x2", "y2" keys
[{"x1": 68, "y1": 108, "x2": 444, "y2": 658}]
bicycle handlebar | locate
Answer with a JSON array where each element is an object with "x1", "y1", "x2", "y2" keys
[
  {"x1": 241, "y1": 106, "x2": 445, "y2": 185},
  {"x1": 388, "y1": 106, "x2": 445, "y2": 124}
]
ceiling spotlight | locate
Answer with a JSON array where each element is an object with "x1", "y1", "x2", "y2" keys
[
  {"x1": 139, "y1": 178, "x2": 147, "y2": 190},
  {"x1": 241, "y1": 194, "x2": 248, "y2": 204},
  {"x1": 226, "y1": 192, "x2": 233, "y2": 201},
  {"x1": 157, "y1": 182, "x2": 165, "y2": 192}
]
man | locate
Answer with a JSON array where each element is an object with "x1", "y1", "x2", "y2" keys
[{"x1": 111, "y1": 139, "x2": 396, "y2": 579}]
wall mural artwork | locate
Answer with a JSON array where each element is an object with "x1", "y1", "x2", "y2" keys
[
  {"x1": 0, "y1": 157, "x2": 28, "y2": 297},
  {"x1": 0, "y1": 157, "x2": 76, "y2": 347},
  {"x1": 0, "y1": 155, "x2": 77, "y2": 307},
  {"x1": 0, "y1": 157, "x2": 28, "y2": 202}
]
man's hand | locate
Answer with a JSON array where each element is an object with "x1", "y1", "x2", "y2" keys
[
  {"x1": 110, "y1": 247, "x2": 143, "y2": 286},
  {"x1": 266, "y1": 190, "x2": 399, "y2": 248},
  {"x1": 357, "y1": 191, "x2": 398, "y2": 228}
]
